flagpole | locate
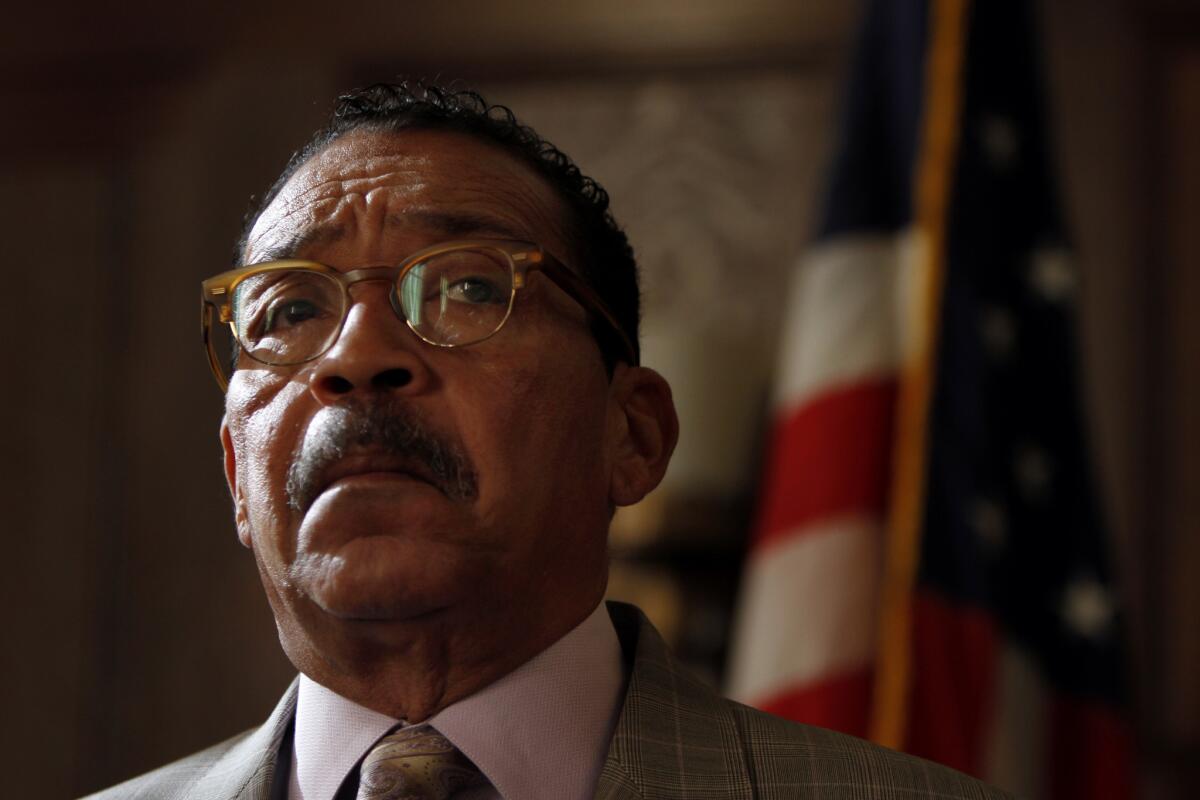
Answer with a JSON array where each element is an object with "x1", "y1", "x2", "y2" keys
[{"x1": 870, "y1": 0, "x2": 972, "y2": 750}]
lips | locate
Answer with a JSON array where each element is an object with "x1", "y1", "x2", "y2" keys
[{"x1": 313, "y1": 450, "x2": 442, "y2": 499}]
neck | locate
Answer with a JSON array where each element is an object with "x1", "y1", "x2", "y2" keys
[{"x1": 281, "y1": 589, "x2": 605, "y2": 721}]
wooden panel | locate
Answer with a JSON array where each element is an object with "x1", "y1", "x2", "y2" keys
[
  {"x1": 68, "y1": 65, "x2": 340, "y2": 792},
  {"x1": 1163, "y1": 49, "x2": 1200, "y2": 747},
  {"x1": 2, "y1": 0, "x2": 856, "y2": 64},
  {"x1": 0, "y1": 165, "x2": 113, "y2": 798}
]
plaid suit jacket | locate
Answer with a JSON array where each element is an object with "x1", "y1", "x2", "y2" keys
[{"x1": 84, "y1": 602, "x2": 1012, "y2": 799}]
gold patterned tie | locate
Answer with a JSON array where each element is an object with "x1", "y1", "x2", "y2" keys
[{"x1": 356, "y1": 724, "x2": 488, "y2": 800}]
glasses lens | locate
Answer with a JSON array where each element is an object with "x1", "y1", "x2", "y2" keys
[
  {"x1": 231, "y1": 269, "x2": 344, "y2": 365},
  {"x1": 399, "y1": 248, "x2": 514, "y2": 345}
]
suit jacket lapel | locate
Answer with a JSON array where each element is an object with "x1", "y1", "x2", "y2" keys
[
  {"x1": 596, "y1": 603, "x2": 753, "y2": 800},
  {"x1": 185, "y1": 678, "x2": 298, "y2": 800}
]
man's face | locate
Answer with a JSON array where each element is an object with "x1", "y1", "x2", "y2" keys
[{"x1": 221, "y1": 129, "x2": 651, "y2": 712}]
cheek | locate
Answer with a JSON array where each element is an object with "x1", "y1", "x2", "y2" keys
[
  {"x1": 462, "y1": 348, "x2": 610, "y2": 515},
  {"x1": 226, "y1": 373, "x2": 309, "y2": 547}
]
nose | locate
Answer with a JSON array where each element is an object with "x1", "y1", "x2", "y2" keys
[{"x1": 307, "y1": 285, "x2": 432, "y2": 404}]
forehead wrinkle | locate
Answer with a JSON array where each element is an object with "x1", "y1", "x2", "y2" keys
[
  {"x1": 248, "y1": 131, "x2": 573, "y2": 265},
  {"x1": 260, "y1": 170, "x2": 425, "y2": 239},
  {"x1": 247, "y1": 159, "x2": 435, "y2": 256},
  {"x1": 284, "y1": 166, "x2": 431, "y2": 212},
  {"x1": 251, "y1": 219, "x2": 343, "y2": 264},
  {"x1": 386, "y1": 210, "x2": 524, "y2": 239},
  {"x1": 246, "y1": 194, "x2": 359, "y2": 263},
  {"x1": 254, "y1": 209, "x2": 532, "y2": 265}
]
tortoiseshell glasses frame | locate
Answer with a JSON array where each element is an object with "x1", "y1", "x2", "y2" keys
[{"x1": 200, "y1": 239, "x2": 637, "y2": 391}]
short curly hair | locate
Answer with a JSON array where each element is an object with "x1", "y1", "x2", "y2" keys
[{"x1": 235, "y1": 81, "x2": 640, "y2": 369}]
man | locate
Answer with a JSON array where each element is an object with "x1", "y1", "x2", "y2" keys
[{"x1": 88, "y1": 83, "x2": 1009, "y2": 800}]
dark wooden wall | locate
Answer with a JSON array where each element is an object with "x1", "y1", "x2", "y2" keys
[{"x1": 0, "y1": 1, "x2": 1196, "y2": 797}]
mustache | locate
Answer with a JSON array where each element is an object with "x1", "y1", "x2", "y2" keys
[{"x1": 285, "y1": 400, "x2": 478, "y2": 513}]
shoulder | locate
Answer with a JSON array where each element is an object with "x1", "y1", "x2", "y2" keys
[
  {"x1": 605, "y1": 601, "x2": 1013, "y2": 799},
  {"x1": 80, "y1": 729, "x2": 256, "y2": 800},
  {"x1": 81, "y1": 679, "x2": 298, "y2": 800},
  {"x1": 725, "y1": 699, "x2": 1015, "y2": 799}
]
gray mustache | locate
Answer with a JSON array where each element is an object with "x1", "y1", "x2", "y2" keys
[{"x1": 286, "y1": 401, "x2": 478, "y2": 513}]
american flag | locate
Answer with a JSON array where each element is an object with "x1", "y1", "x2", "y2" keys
[{"x1": 727, "y1": 1, "x2": 1136, "y2": 797}]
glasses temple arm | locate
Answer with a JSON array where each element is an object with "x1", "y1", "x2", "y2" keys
[{"x1": 536, "y1": 259, "x2": 638, "y2": 366}]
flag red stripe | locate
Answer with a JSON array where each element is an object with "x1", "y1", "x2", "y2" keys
[
  {"x1": 1048, "y1": 695, "x2": 1135, "y2": 800},
  {"x1": 752, "y1": 665, "x2": 874, "y2": 739},
  {"x1": 905, "y1": 589, "x2": 999, "y2": 778},
  {"x1": 754, "y1": 378, "x2": 897, "y2": 549}
]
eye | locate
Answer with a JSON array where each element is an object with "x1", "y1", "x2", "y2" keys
[
  {"x1": 264, "y1": 298, "x2": 322, "y2": 331},
  {"x1": 236, "y1": 271, "x2": 341, "y2": 338},
  {"x1": 443, "y1": 276, "x2": 506, "y2": 305}
]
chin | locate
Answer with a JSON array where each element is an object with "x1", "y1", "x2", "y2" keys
[{"x1": 290, "y1": 535, "x2": 462, "y2": 622}]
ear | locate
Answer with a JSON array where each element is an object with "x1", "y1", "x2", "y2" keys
[
  {"x1": 606, "y1": 364, "x2": 679, "y2": 507},
  {"x1": 220, "y1": 416, "x2": 253, "y2": 549}
]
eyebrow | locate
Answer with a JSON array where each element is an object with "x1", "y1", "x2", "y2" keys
[{"x1": 250, "y1": 210, "x2": 524, "y2": 264}]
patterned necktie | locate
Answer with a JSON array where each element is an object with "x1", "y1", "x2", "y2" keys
[{"x1": 356, "y1": 724, "x2": 488, "y2": 800}]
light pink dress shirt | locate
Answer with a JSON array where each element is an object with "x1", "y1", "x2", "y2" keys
[{"x1": 287, "y1": 602, "x2": 626, "y2": 800}]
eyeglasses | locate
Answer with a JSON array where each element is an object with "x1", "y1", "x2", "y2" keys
[{"x1": 201, "y1": 239, "x2": 637, "y2": 390}]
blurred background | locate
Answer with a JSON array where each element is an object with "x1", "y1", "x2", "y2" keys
[{"x1": 1, "y1": 0, "x2": 1196, "y2": 797}]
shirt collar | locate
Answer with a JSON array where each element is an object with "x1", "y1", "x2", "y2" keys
[
  {"x1": 291, "y1": 602, "x2": 626, "y2": 800},
  {"x1": 291, "y1": 674, "x2": 396, "y2": 800}
]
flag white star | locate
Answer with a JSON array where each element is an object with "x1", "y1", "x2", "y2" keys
[
  {"x1": 1014, "y1": 444, "x2": 1053, "y2": 501},
  {"x1": 969, "y1": 497, "x2": 1007, "y2": 553},
  {"x1": 1060, "y1": 575, "x2": 1115, "y2": 640},
  {"x1": 980, "y1": 306, "x2": 1017, "y2": 359},
  {"x1": 980, "y1": 114, "x2": 1020, "y2": 170},
  {"x1": 1029, "y1": 248, "x2": 1077, "y2": 302}
]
